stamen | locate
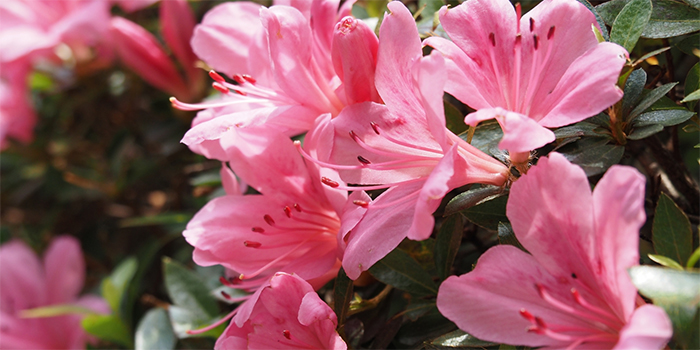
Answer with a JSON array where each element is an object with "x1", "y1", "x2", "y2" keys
[
  {"x1": 519, "y1": 308, "x2": 536, "y2": 323},
  {"x1": 170, "y1": 96, "x2": 271, "y2": 111},
  {"x1": 219, "y1": 276, "x2": 241, "y2": 287},
  {"x1": 353, "y1": 200, "x2": 369, "y2": 208},
  {"x1": 529, "y1": 18, "x2": 535, "y2": 32},
  {"x1": 283, "y1": 330, "x2": 291, "y2": 339},
  {"x1": 535, "y1": 284, "x2": 621, "y2": 330},
  {"x1": 239, "y1": 237, "x2": 318, "y2": 280},
  {"x1": 321, "y1": 177, "x2": 340, "y2": 188},
  {"x1": 252, "y1": 227, "x2": 265, "y2": 233},
  {"x1": 221, "y1": 291, "x2": 231, "y2": 299},
  {"x1": 212, "y1": 82, "x2": 230, "y2": 94},
  {"x1": 515, "y1": 3, "x2": 522, "y2": 25},
  {"x1": 570, "y1": 288, "x2": 622, "y2": 325},
  {"x1": 264, "y1": 214, "x2": 275, "y2": 226},
  {"x1": 357, "y1": 155, "x2": 371, "y2": 164},
  {"x1": 489, "y1": 32, "x2": 496, "y2": 47},
  {"x1": 547, "y1": 26, "x2": 555, "y2": 40},
  {"x1": 209, "y1": 70, "x2": 225, "y2": 83},
  {"x1": 533, "y1": 34, "x2": 539, "y2": 50},
  {"x1": 284, "y1": 206, "x2": 292, "y2": 218},
  {"x1": 243, "y1": 241, "x2": 262, "y2": 248},
  {"x1": 321, "y1": 177, "x2": 425, "y2": 192},
  {"x1": 370, "y1": 121, "x2": 380, "y2": 134},
  {"x1": 293, "y1": 203, "x2": 302, "y2": 212},
  {"x1": 186, "y1": 308, "x2": 238, "y2": 335}
]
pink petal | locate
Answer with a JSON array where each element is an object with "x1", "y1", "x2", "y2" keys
[
  {"x1": 506, "y1": 153, "x2": 598, "y2": 286},
  {"x1": 592, "y1": 165, "x2": 646, "y2": 320},
  {"x1": 220, "y1": 163, "x2": 241, "y2": 196},
  {"x1": 415, "y1": 51, "x2": 449, "y2": 150},
  {"x1": 43, "y1": 236, "x2": 85, "y2": 305},
  {"x1": 613, "y1": 304, "x2": 672, "y2": 350},
  {"x1": 437, "y1": 245, "x2": 593, "y2": 348},
  {"x1": 331, "y1": 16, "x2": 379, "y2": 105},
  {"x1": 297, "y1": 292, "x2": 337, "y2": 326},
  {"x1": 375, "y1": 1, "x2": 424, "y2": 118},
  {"x1": 337, "y1": 190, "x2": 371, "y2": 252},
  {"x1": 0, "y1": 240, "x2": 46, "y2": 310},
  {"x1": 535, "y1": 42, "x2": 626, "y2": 127},
  {"x1": 464, "y1": 107, "x2": 555, "y2": 153},
  {"x1": 310, "y1": 0, "x2": 341, "y2": 81},
  {"x1": 160, "y1": 0, "x2": 200, "y2": 84}
]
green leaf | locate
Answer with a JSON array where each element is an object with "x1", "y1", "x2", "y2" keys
[
  {"x1": 419, "y1": 0, "x2": 444, "y2": 20},
  {"x1": 498, "y1": 222, "x2": 527, "y2": 252},
  {"x1": 622, "y1": 69, "x2": 647, "y2": 115},
  {"x1": 677, "y1": 33, "x2": 700, "y2": 56},
  {"x1": 642, "y1": 0, "x2": 700, "y2": 38},
  {"x1": 82, "y1": 314, "x2": 133, "y2": 348},
  {"x1": 463, "y1": 121, "x2": 504, "y2": 158},
  {"x1": 628, "y1": 82, "x2": 678, "y2": 121},
  {"x1": 461, "y1": 194, "x2": 509, "y2": 231},
  {"x1": 685, "y1": 62, "x2": 700, "y2": 111},
  {"x1": 629, "y1": 266, "x2": 700, "y2": 305},
  {"x1": 576, "y1": 0, "x2": 611, "y2": 41},
  {"x1": 683, "y1": 0, "x2": 700, "y2": 10},
  {"x1": 610, "y1": 0, "x2": 652, "y2": 52},
  {"x1": 120, "y1": 213, "x2": 191, "y2": 228},
  {"x1": 682, "y1": 89, "x2": 700, "y2": 103},
  {"x1": 657, "y1": 302, "x2": 699, "y2": 350},
  {"x1": 135, "y1": 308, "x2": 176, "y2": 350},
  {"x1": 369, "y1": 248, "x2": 438, "y2": 296},
  {"x1": 426, "y1": 329, "x2": 498, "y2": 348},
  {"x1": 168, "y1": 306, "x2": 224, "y2": 339},
  {"x1": 162, "y1": 257, "x2": 219, "y2": 320},
  {"x1": 102, "y1": 257, "x2": 138, "y2": 314},
  {"x1": 652, "y1": 193, "x2": 694, "y2": 266},
  {"x1": 444, "y1": 185, "x2": 505, "y2": 217},
  {"x1": 596, "y1": 0, "x2": 629, "y2": 26},
  {"x1": 435, "y1": 215, "x2": 464, "y2": 281},
  {"x1": 333, "y1": 267, "x2": 354, "y2": 327},
  {"x1": 553, "y1": 122, "x2": 604, "y2": 139},
  {"x1": 559, "y1": 138, "x2": 625, "y2": 176},
  {"x1": 627, "y1": 123, "x2": 664, "y2": 140},
  {"x1": 688, "y1": 247, "x2": 700, "y2": 268},
  {"x1": 189, "y1": 171, "x2": 222, "y2": 187},
  {"x1": 648, "y1": 254, "x2": 685, "y2": 270},
  {"x1": 632, "y1": 110, "x2": 695, "y2": 127},
  {"x1": 633, "y1": 46, "x2": 670, "y2": 65},
  {"x1": 444, "y1": 100, "x2": 468, "y2": 135}
]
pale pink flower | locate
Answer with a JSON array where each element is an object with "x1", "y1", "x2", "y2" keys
[
  {"x1": 437, "y1": 153, "x2": 672, "y2": 349},
  {"x1": 424, "y1": 0, "x2": 627, "y2": 164},
  {"x1": 183, "y1": 127, "x2": 366, "y2": 291},
  {"x1": 216, "y1": 272, "x2": 346, "y2": 350},
  {"x1": 175, "y1": 0, "x2": 380, "y2": 160},
  {"x1": 0, "y1": 61, "x2": 36, "y2": 149},
  {"x1": 0, "y1": 236, "x2": 110, "y2": 349},
  {"x1": 300, "y1": 1, "x2": 510, "y2": 280}
]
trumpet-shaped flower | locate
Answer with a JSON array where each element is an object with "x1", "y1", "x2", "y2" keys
[
  {"x1": 437, "y1": 153, "x2": 672, "y2": 349},
  {"x1": 216, "y1": 272, "x2": 346, "y2": 350},
  {"x1": 0, "y1": 236, "x2": 110, "y2": 349},
  {"x1": 176, "y1": 0, "x2": 380, "y2": 160},
  {"x1": 183, "y1": 127, "x2": 366, "y2": 290},
  {"x1": 300, "y1": 1, "x2": 510, "y2": 280},
  {"x1": 424, "y1": 0, "x2": 627, "y2": 165}
]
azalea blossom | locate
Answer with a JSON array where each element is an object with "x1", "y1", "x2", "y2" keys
[
  {"x1": 0, "y1": 236, "x2": 110, "y2": 349},
  {"x1": 437, "y1": 153, "x2": 673, "y2": 349},
  {"x1": 424, "y1": 0, "x2": 627, "y2": 167},
  {"x1": 176, "y1": 0, "x2": 380, "y2": 160},
  {"x1": 183, "y1": 127, "x2": 366, "y2": 291},
  {"x1": 0, "y1": 61, "x2": 36, "y2": 149},
  {"x1": 299, "y1": 1, "x2": 510, "y2": 280},
  {"x1": 215, "y1": 272, "x2": 346, "y2": 350}
]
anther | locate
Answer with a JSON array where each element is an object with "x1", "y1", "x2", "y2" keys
[
  {"x1": 264, "y1": 214, "x2": 275, "y2": 226},
  {"x1": 221, "y1": 291, "x2": 231, "y2": 300},
  {"x1": 243, "y1": 241, "x2": 262, "y2": 248},
  {"x1": 232, "y1": 74, "x2": 246, "y2": 84},
  {"x1": 529, "y1": 18, "x2": 535, "y2": 32},
  {"x1": 357, "y1": 155, "x2": 371, "y2": 164},
  {"x1": 209, "y1": 70, "x2": 225, "y2": 83},
  {"x1": 251, "y1": 227, "x2": 265, "y2": 233},
  {"x1": 353, "y1": 200, "x2": 369, "y2": 208},
  {"x1": 212, "y1": 82, "x2": 229, "y2": 94},
  {"x1": 219, "y1": 276, "x2": 241, "y2": 287},
  {"x1": 284, "y1": 206, "x2": 292, "y2": 218},
  {"x1": 242, "y1": 74, "x2": 256, "y2": 84},
  {"x1": 282, "y1": 330, "x2": 291, "y2": 339},
  {"x1": 533, "y1": 34, "x2": 539, "y2": 50},
  {"x1": 547, "y1": 26, "x2": 555, "y2": 40},
  {"x1": 370, "y1": 121, "x2": 380, "y2": 134},
  {"x1": 293, "y1": 203, "x2": 302, "y2": 212},
  {"x1": 321, "y1": 177, "x2": 340, "y2": 188},
  {"x1": 489, "y1": 32, "x2": 496, "y2": 47},
  {"x1": 519, "y1": 308, "x2": 536, "y2": 323},
  {"x1": 349, "y1": 130, "x2": 359, "y2": 142}
]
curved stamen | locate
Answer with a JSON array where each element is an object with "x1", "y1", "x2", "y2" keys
[
  {"x1": 364, "y1": 188, "x2": 421, "y2": 210},
  {"x1": 170, "y1": 96, "x2": 271, "y2": 111},
  {"x1": 239, "y1": 237, "x2": 318, "y2": 280},
  {"x1": 535, "y1": 284, "x2": 621, "y2": 331},
  {"x1": 186, "y1": 308, "x2": 238, "y2": 335},
  {"x1": 570, "y1": 288, "x2": 623, "y2": 327},
  {"x1": 368, "y1": 123, "x2": 444, "y2": 154},
  {"x1": 320, "y1": 176, "x2": 426, "y2": 192}
]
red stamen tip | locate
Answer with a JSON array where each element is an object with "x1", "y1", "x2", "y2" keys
[
  {"x1": 264, "y1": 214, "x2": 275, "y2": 226},
  {"x1": 221, "y1": 291, "x2": 231, "y2": 299},
  {"x1": 293, "y1": 203, "x2": 302, "y2": 212},
  {"x1": 321, "y1": 177, "x2": 340, "y2": 188},
  {"x1": 349, "y1": 130, "x2": 359, "y2": 142},
  {"x1": 284, "y1": 206, "x2": 292, "y2": 218},
  {"x1": 353, "y1": 200, "x2": 369, "y2": 208},
  {"x1": 533, "y1": 34, "x2": 539, "y2": 50},
  {"x1": 212, "y1": 82, "x2": 229, "y2": 94},
  {"x1": 209, "y1": 70, "x2": 225, "y2": 83},
  {"x1": 242, "y1": 74, "x2": 256, "y2": 84},
  {"x1": 515, "y1": 3, "x2": 522, "y2": 21},
  {"x1": 243, "y1": 240, "x2": 262, "y2": 248},
  {"x1": 519, "y1": 308, "x2": 536, "y2": 322},
  {"x1": 489, "y1": 32, "x2": 496, "y2": 46},
  {"x1": 232, "y1": 74, "x2": 246, "y2": 84},
  {"x1": 282, "y1": 330, "x2": 291, "y2": 339},
  {"x1": 251, "y1": 227, "x2": 265, "y2": 233},
  {"x1": 357, "y1": 155, "x2": 371, "y2": 165},
  {"x1": 233, "y1": 89, "x2": 247, "y2": 96},
  {"x1": 529, "y1": 18, "x2": 535, "y2": 32},
  {"x1": 370, "y1": 121, "x2": 380, "y2": 134},
  {"x1": 547, "y1": 26, "x2": 555, "y2": 40}
]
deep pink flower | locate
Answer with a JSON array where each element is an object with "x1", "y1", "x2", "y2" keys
[
  {"x1": 437, "y1": 153, "x2": 672, "y2": 349},
  {"x1": 300, "y1": 1, "x2": 510, "y2": 280},
  {"x1": 424, "y1": 0, "x2": 627, "y2": 165},
  {"x1": 216, "y1": 272, "x2": 346, "y2": 350},
  {"x1": 0, "y1": 236, "x2": 110, "y2": 349},
  {"x1": 175, "y1": 0, "x2": 380, "y2": 160},
  {"x1": 183, "y1": 127, "x2": 366, "y2": 290}
]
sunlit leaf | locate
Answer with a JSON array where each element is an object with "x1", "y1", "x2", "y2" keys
[
  {"x1": 648, "y1": 254, "x2": 685, "y2": 270},
  {"x1": 82, "y1": 314, "x2": 133, "y2": 348},
  {"x1": 685, "y1": 62, "x2": 700, "y2": 110},
  {"x1": 653, "y1": 193, "x2": 694, "y2": 266},
  {"x1": 628, "y1": 82, "x2": 679, "y2": 121},
  {"x1": 135, "y1": 308, "x2": 176, "y2": 350},
  {"x1": 369, "y1": 248, "x2": 438, "y2": 296},
  {"x1": 425, "y1": 329, "x2": 498, "y2": 349},
  {"x1": 610, "y1": 0, "x2": 652, "y2": 52},
  {"x1": 444, "y1": 185, "x2": 505, "y2": 217},
  {"x1": 162, "y1": 257, "x2": 219, "y2": 321}
]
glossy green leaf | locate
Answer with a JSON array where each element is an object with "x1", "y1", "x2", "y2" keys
[
  {"x1": 435, "y1": 215, "x2": 464, "y2": 281},
  {"x1": 463, "y1": 121, "x2": 504, "y2": 158},
  {"x1": 444, "y1": 100, "x2": 468, "y2": 135},
  {"x1": 642, "y1": 0, "x2": 700, "y2": 38},
  {"x1": 426, "y1": 329, "x2": 498, "y2": 348},
  {"x1": 498, "y1": 222, "x2": 527, "y2": 252},
  {"x1": 163, "y1": 257, "x2": 219, "y2": 320},
  {"x1": 627, "y1": 123, "x2": 664, "y2": 140},
  {"x1": 333, "y1": 267, "x2": 354, "y2": 326},
  {"x1": 628, "y1": 83, "x2": 679, "y2": 121},
  {"x1": 685, "y1": 62, "x2": 700, "y2": 111},
  {"x1": 369, "y1": 248, "x2": 438, "y2": 296},
  {"x1": 419, "y1": 0, "x2": 444, "y2": 20},
  {"x1": 554, "y1": 122, "x2": 606, "y2": 139},
  {"x1": 657, "y1": 302, "x2": 699, "y2": 350},
  {"x1": 461, "y1": 194, "x2": 508, "y2": 231},
  {"x1": 653, "y1": 193, "x2": 694, "y2": 266},
  {"x1": 444, "y1": 185, "x2": 505, "y2": 217},
  {"x1": 135, "y1": 308, "x2": 176, "y2": 350},
  {"x1": 189, "y1": 171, "x2": 221, "y2": 187},
  {"x1": 559, "y1": 138, "x2": 624, "y2": 176},
  {"x1": 102, "y1": 257, "x2": 137, "y2": 313},
  {"x1": 632, "y1": 110, "x2": 695, "y2": 128},
  {"x1": 648, "y1": 254, "x2": 685, "y2": 270},
  {"x1": 633, "y1": 46, "x2": 670, "y2": 65},
  {"x1": 629, "y1": 266, "x2": 700, "y2": 305},
  {"x1": 610, "y1": 0, "x2": 652, "y2": 52},
  {"x1": 576, "y1": 0, "x2": 610, "y2": 41},
  {"x1": 688, "y1": 247, "x2": 700, "y2": 268},
  {"x1": 682, "y1": 89, "x2": 700, "y2": 103},
  {"x1": 622, "y1": 69, "x2": 647, "y2": 115},
  {"x1": 82, "y1": 314, "x2": 133, "y2": 348},
  {"x1": 683, "y1": 0, "x2": 700, "y2": 10}
]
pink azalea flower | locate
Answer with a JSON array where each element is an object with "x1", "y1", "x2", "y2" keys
[
  {"x1": 216, "y1": 272, "x2": 346, "y2": 350},
  {"x1": 183, "y1": 127, "x2": 366, "y2": 291},
  {"x1": 300, "y1": 1, "x2": 510, "y2": 280},
  {"x1": 436, "y1": 153, "x2": 672, "y2": 349},
  {"x1": 0, "y1": 236, "x2": 110, "y2": 349},
  {"x1": 424, "y1": 0, "x2": 627, "y2": 165},
  {"x1": 0, "y1": 61, "x2": 36, "y2": 149},
  {"x1": 175, "y1": 0, "x2": 380, "y2": 160}
]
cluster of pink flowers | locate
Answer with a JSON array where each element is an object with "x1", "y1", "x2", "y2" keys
[{"x1": 176, "y1": 0, "x2": 674, "y2": 349}]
